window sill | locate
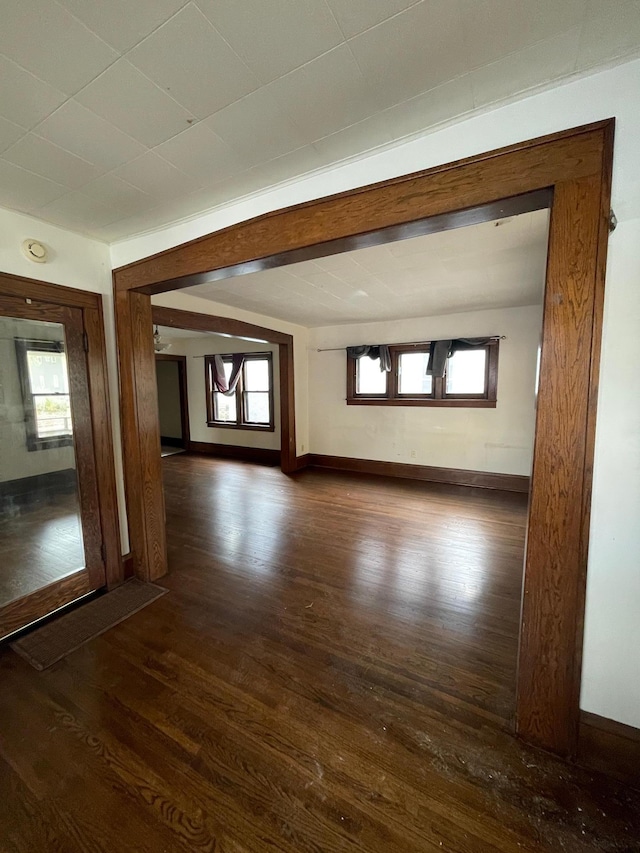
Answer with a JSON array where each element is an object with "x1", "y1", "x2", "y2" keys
[
  {"x1": 27, "y1": 436, "x2": 74, "y2": 451},
  {"x1": 346, "y1": 398, "x2": 497, "y2": 408},
  {"x1": 206, "y1": 421, "x2": 275, "y2": 432}
]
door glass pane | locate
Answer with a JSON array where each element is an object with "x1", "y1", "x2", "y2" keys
[
  {"x1": 446, "y1": 349, "x2": 487, "y2": 395},
  {"x1": 398, "y1": 352, "x2": 433, "y2": 395},
  {"x1": 356, "y1": 356, "x2": 387, "y2": 394},
  {"x1": 0, "y1": 316, "x2": 85, "y2": 607}
]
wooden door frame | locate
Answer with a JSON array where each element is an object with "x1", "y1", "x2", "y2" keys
[
  {"x1": 151, "y1": 305, "x2": 293, "y2": 468},
  {"x1": 0, "y1": 273, "x2": 122, "y2": 636},
  {"x1": 113, "y1": 119, "x2": 614, "y2": 757},
  {"x1": 155, "y1": 352, "x2": 190, "y2": 450}
]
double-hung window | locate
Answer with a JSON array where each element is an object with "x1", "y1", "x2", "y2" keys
[
  {"x1": 347, "y1": 341, "x2": 498, "y2": 407},
  {"x1": 15, "y1": 339, "x2": 74, "y2": 450},
  {"x1": 205, "y1": 352, "x2": 274, "y2": 430}
]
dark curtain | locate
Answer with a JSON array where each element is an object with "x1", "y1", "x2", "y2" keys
[
  {"x1": 426, "y1": 338, "x2": 493, "y2": 377},
  {"x1": 212, "y1": 353, "x2": 245, "y2": 395},
  {"x1": 346, "y1": 344, "x2": 392, "y2": 372}
]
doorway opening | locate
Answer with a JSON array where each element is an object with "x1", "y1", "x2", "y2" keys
[{"x1": 113, "y1": 121, "x2": 614, "y2": 756}]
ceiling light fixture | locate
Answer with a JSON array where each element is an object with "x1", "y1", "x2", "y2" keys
[{"x1": 153, "y1": 326, "x2": 171, "y2": 352}]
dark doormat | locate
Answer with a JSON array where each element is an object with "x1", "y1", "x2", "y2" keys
[{"x1": 10, "y1": 578, "x2": 168, "y2": 670}]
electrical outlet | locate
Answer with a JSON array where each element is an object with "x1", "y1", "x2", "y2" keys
[{"x1": 410, "y1": 449, "x2": 417, "y2": 459}]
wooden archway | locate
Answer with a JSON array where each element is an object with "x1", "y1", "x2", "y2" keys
[{"x1": 113, "y1": 119, "x2": 614, "y2": 757}]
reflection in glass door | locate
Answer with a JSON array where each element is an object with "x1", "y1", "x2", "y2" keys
[{"x1": 0, "y1": 299, "x2": 105, "y2": 635}]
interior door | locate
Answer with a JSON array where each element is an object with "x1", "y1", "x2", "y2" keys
[{"x1": 0, "y1": 295, "x2": 105, "y2": 638}]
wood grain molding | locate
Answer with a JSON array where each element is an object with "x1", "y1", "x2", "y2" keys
[
  {"x1": 578, "y1": 711, "x2": 640, "y2": 791},
  {"x1": 112, "y1": 125, "x2": 605, "y2": 293},
  {"x1": 306, "y1": 454, "x2": 530, "y2": 492},
  {"x1": 112, "y1": 119, "x2": 615, "y2": 758},
  {"x1": 188, "y1": 441, "x2": 280, "y2": 466},
  {"x1": 0, "y1": 274, "x2": 123, "y2": 628}
]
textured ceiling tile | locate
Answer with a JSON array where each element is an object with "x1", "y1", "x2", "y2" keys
[
  {"x1": 81, "y1": 173, "x2": 155, "y2": 216},
  {"x1": 112, "y1": 152, "x2": 203, "y2": 199},
  {"x1": 57, "y1": 0, "x2": 188, "y2": 52},
  {"x1": 196, "y1": 0, "x2": 344, "y2": 83},
  {"x1": 312, "y1": 112, "x2": 394, "y2": 163},
  {"x1": 577, "y1": 0, "x2": 640, "y2": 69},
  {"x1": 348, "y1": 0, "x2": 467, "y2": 109},
  {"x1": 154, "y1": 122, "x2": 248, "y2": 182},
  {"x1": 128, "y1": 5, "x2": 258, "y2": 119},
  {"x1": 459, "y1": 0, "x2": 587, "y2": 70},
  {"x1": 381, "y1": 76, "x2": 474, "y2": 139},
  {"x1": 264, "y1": 45, "x2": 379, "y2": 140},
  {"x1": 207, "y1": 89, "x2": 307, "y2": 165},
  {"x1": 76, "y1": 60, "x2": 195, "y2": 147},
  {"x1": 36, "y1": 100, "x2": 146, "y2": 171},
  {"x1": 0, "y1": 56, "x2": 67, "y2": 131},
  {"x1": 0, "y1": 116, "x2": 27, "y2": 154},
  {"x1": 2, "y1": 134, "x2": 103, "y2": 188},
  {"x1": 37, "y1": 190, "x2": 123, "y2": 233},
  {"x1": 470, "y1": 29, "x2": 582, "y2": 108},
  {"x1": 0, "y1": 160, "x2": 68, "y2": 212},
  {"x1": 326, "y1": 0, "x2": 423, "y2": 38},
  {"x1": 0, "y1": 0, "x2": 118, "y2": 95}
]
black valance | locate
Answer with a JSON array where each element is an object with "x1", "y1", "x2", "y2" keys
[
  {"x1": 426, "y1": 338, "x2": 493, "y2": 378},
  {"x1": 346, "y1": 344, "x2": 392, "y2": 372}
]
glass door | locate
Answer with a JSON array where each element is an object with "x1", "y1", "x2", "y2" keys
[{"x1": 0, "y1": 295, "x2": 105, "y2": 637}]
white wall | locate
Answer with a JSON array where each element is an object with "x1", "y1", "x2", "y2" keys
[
  {"x1": 151, "y1": 291, "x2": 309, "y2": 454},
  {"x1": 0, "y1": 208, "x2": 128, "y2": 551},
  {"x1": 166, "y1": 334, "x2": 281, "y2": 450},
  {"x1": 309, "y1": 305, "x2": 541, "y2": 475}
]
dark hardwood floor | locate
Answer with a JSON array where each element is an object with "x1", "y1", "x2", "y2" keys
[
  {"x1": 0, "y1": 455, "x2": 638, "y2": 852},
  {"x1": 0, "y1": 494, "x2": 85, "y2": 607}
]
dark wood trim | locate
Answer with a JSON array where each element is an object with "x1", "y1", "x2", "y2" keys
[
  {"x1": 122, "y1": 552, "x2": 134, "y2": 580},
  {"x1": 152, "y1": 304, "x2": 291, "y2": 345},
  {"x1": 294, "y1": 453, "x2": 310, "y2": 471},
  {"x1": 155, "y1": 353, "x2": 190, "y2": 450},
  {"x1": 578, "y1": 711, "x2": 640, "y2": 791},
  {"x1": 307, "y1": 454, "x2": 530, "y2": 492},
  {"x1": 347, "y1": 398, "x2": 498, "y2": 408},
  {"x1": 188, "y1": 441, "x2": 280, "y2": 466},
  {"x1": 113, "y1": 120, "x2": 614, "y2": 757},
  {"x1": 0, "y1": 275, "x2": 122, "y2": 595},
  {"x1": 0, "y1": 271, "x2": 103, "y2": 308},
  {"x1": 0, "y1": 570, "x2": 92, "y2": 641}
]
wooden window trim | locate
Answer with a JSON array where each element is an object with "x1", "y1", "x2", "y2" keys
[
  {"x1": 346, "y1": 341, "x2": 498, "y2": 407},
  {"x1": 14, "y1": 338, "x2": 75, "y2": 451},
  {"x1": 205, "y1": 351, "x2": 275, "y2": 431}
]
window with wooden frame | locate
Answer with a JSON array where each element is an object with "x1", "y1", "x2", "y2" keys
[
  {"x1": 347, "y1": 341, "x2": 498, "y2": 407},
  {"x1": 15, "y1": 338, "x2": 74, "y2": 450},
  {"x1": 205, "y1": 352, "x2": 275, "y2": 430}
]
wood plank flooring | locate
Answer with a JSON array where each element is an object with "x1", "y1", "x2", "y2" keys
[
  {"x1": 0, "y1": 455, "x2": 638, "y2": 852},
  {"x1": 0, "y1": 494, "x2": 85, "y2": 606}
]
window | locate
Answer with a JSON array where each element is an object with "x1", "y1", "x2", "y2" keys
[
  {"x1": 205, "y1": 352, "x2": 275, "y2": 430},
  {"x1": 15, "y1": 339, "x2": 74, "y2": 450},
  {"x1": 347, "y1": 342, "x2": 498, "y2": 407}
]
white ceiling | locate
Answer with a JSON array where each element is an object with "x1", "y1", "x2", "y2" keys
[
  {"x1": 181, "y1": 208, "x2": 549, "y2": 326},
  {"x1": 0, "y1": 0, "x2": 638, "y2": 242}
]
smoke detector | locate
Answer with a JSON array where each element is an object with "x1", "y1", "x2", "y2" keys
[{"x1": 22, "y1": 239, "x2": 48, "y2": 263}]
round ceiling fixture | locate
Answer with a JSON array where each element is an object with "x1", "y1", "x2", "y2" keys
[{"x1": 22, "y1": 239, "x2": 48, "y2": 263}]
